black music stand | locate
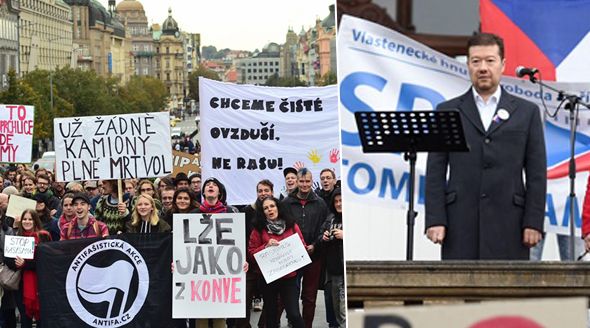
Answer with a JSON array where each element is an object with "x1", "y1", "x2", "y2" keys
[{"x1": 355, "y1": 110, "x2": 468, "y2": 260}]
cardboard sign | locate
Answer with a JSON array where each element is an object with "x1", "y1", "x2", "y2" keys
[
  {"x1": 0, "y1": 104, "x2": 34, "y2": 163},
  {"x1": 172, "y1": 150, "x2": 200, "y2": 177},
  {"x1": 172, "y1": 213, "x2": 246, "y2": 318},
  {"x1": 253, "y1": 233, "x2": 311, "y2": 283},
  {"x1": 4, "y1": 235, "x2": 35, "y2": 259},
  {"x1": 53, "y1": 112, "x2": 172, "y2": 182},
  {"x1": 6, "y1": 195, "x2": 36, "y2": 219}
]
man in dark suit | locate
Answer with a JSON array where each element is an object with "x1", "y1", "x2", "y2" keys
[{"x1": 425, "y1": 33, "x2": 546, "y2": 260}]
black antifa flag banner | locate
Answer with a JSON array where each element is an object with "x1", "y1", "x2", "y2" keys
[{"x1": 37, "y1": 233, "x2": 173, "y2": 328}]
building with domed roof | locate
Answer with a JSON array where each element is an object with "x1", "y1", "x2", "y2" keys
[
  {"x1": 115, "y1": 0, "x2": 154, "y2": 77},
  {"x1": 154, "y1": 7, "x2": 187, "y2": 106},
  {"x1": 65, "y1": 0, "x2": 133, "y2": 83}
]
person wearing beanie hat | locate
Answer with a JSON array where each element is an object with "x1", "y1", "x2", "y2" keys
[
  {"x1": 193, "y1": 178, "x2": 244, "y2": 328},
  {"x1": 174, "y1": 173, "x2": 190, "y2": 189}
]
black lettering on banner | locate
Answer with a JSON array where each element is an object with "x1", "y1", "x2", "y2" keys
[
  {"x1": 212, "y1": 157, "x2": 231, "y2": 170},
  {"x1": 209, "y1": 122, "x2": 279, "y2": 142},
  {"x1": 176, "y1": 247, "x2": 192, "y2": 275},
  {"x1": 236, "y1": 157, "x2": 283, "y2": 171},
  {"x1": 183, "y1": 219, "x2": 196, "y2": 243},
  {"x1": 207, "y1": 246, "x2": 224, "y2": 275},
  {"x1": 216, "y1": 218, "x2": 235, "y2": 246},
  {"x1": 226, "y1": 246, "x2": 243, "y2": 275},
  {"x1": 175, "y1": 282, "x2": 185, "y2": 300},
  {"x1": 208, "y1": 97, "x2": 322, "y2": 112},
  {"x1": 199, "y1": 215, "x2": 214, "y2": 244}
]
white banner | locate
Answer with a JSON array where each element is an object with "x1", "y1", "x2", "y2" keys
[
  {"x1": 53, "y1": 112, "x2": 172, "y2": 182},
  {"x1": 172, "y1": 213, "x2": 246, "y2": 318},
  {"x1": 4, "y1": 235, "x2": 35, "y2": 259},
  {"x1": 338, "y1": 15, "x2": 590, "y2": 260},
  {"x1": 6, "y1": 195, "x2": 36, "y2": 219},
  {"x1": 199, "y1": 78, "x2": 340, "y2": 205},
  {"x1": 253, "y1": 233, "x2": 311, "y2": 284},
  {"x1": 0, "y1": 104, "x2": 34, "y2": 163}
]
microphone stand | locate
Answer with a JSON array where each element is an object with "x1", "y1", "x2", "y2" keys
[{"x1": 526, "y1": 74, "x2": 590, "y2": 260}]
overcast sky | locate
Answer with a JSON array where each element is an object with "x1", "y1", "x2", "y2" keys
[{"x1": 98, "y1": 0, "x2": 335, "y2": 51}]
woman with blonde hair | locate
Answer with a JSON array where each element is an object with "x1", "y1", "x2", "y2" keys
[{"x1": 126, "y1": 194, "x2": 170, "y2": 233}]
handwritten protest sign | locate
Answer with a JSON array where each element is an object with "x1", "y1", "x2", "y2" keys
[
  {"x1": 4, "y1": 235, "x2": 35, "y2": 259},
  {"x1": 53, "y1": 112, "x2": 172, "y2": 182},
  {"x1": 253, "y1": 234, "x2": 311, "y2": 284},
  {"x1": 0, "y1": 105, "x2": 34, "y2": 163},
  {"x1": 172, "y1": 150, "x2": 200, "y2": 177},
  {"x1": 6, "y1": 195, "x2": 36, "y2": 219},
  {"x1": 172, "y1": 213, "x2": 246, "y2": 318},
  {"x1": 199, "y1": 78, "x2": 340, "y2": 204}
]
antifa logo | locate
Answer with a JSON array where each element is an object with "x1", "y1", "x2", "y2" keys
[{"x1": 66, "y1": 240, "x2": 149, "y2": 327}]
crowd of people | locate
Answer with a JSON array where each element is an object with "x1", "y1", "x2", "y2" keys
[{"x1": 0, "y1": 163, "x2": 344, "y2": 328}]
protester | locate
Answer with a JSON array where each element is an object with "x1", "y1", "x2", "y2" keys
[
  {"x1": 174, "y1": 173, "x2": 190, "y2": 190},
  {"x1": 164, "y1": 188, "x2": 199, "y2": 228},
  {"x1": 239, "y1": 179, "x2": 275, "y2": 327},
  {"x1": 159, "y1": 187, "x2": 175, "y2": 219},
  {"x1": 21, "y1": 175, "x2": 36, "y2": 199},
  {"x1": 249, "y1": 196, "x2": 305, "y2": 328},
  {"x1": 60, "y1": 193, "x2": 109, "y2": 240},
  {"x1": 189, "y1": 173, "x2": 202, "y2": 201},
  {"x1": 0, "y1": 207, "x2": 16, "y2": 328},
  {"x1": 33, "y1": 193, "x2": 59, "y2": 242},
  {"x1": 126, "y1": 194, "x2": 170, "y2": 233},
  {"x1": 279, "y1": 167, "x2": 298, "y2": 200},
  {"x1": 321, "y1": 188, "x2": 345, "y2": 328},
  {"x1": 6, "y1": 209, "x2": 52, "y2": 328},
  {"x1": 94, "y1": 180, "x2": 130, "y2": 234},
  {"x1": 125, "y1": 179, "x2": 137, "y2": 197},
  {"x1": 34, "y1": 174, "x2": 60, "y2": 217},
  {"x1": 282, "y1": 168, "x2": 328, "y2": 328},
  {"x1": 56, "y1": 193, "x2": 76, "y2": 231},
  {"x1": 425, "y1": 33, "x2": 546, "y2": 260},
  {"x1": 315, "y1": 168, "x2": 337, "y2": 209}
]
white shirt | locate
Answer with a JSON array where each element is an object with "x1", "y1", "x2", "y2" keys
[{"x1": 472, "y1": 87, "x2": 501, "y2": 131}]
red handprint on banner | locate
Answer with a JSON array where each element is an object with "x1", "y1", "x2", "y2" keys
[{"x1": 329, "y1": 148, "x2": 340, "y2": 163}]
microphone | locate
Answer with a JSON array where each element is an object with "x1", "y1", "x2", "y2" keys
[{"x1": 515, "y1": 66, "x2": 539, "y2": 78}]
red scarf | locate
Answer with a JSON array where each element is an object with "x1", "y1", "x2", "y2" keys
[
  {"x1": 21, "y1": 230, "x2": 48, "y2": 321},
  {"x1": 199, "y1": 200, "x2": 226, "y2": 213}
]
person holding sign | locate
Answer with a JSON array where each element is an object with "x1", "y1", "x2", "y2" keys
[
  {"x1": 95, "y1": 180, "x2": 131, "y2": 234},
  {"x1": 126, "y1": 194, "x2": 170, "y2": 234},
  {"x1": 249, "y1": 196, "x2": 305, "y2": 328},
  {"x1": 5, "y1": 209, "x2": 51, "y2": 328}
]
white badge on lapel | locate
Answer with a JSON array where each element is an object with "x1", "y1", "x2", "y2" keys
[{"x1": 497, "y1": 108, "x2": 510, "y2": 121}]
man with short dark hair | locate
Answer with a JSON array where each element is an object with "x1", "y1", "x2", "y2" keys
[
  {"x1": 425, "y1": 33, "x2": 546, "y2": 260},
  {"x1": 36, "y1": 173, "x2": 61, "y2": 217},
  {"x1": 60, "y1": 193, "x2": 109, "y2": 240},
  {"x1": 282, "y1": 168, "x2": 328, "y2": 328},
  {"x1": 315, "y1": 168, "x2": 337, "y2": 210}
]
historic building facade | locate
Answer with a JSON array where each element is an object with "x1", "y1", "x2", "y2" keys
[
  {"x1": 19, "y1": 0, "x2": 73, "y2": 74},
  {"x1": 154, "y1": 8, "x2": 186, "y2": 106},
  {"x1": 66, "y1": 0, "x2": 132, "y2": 83},
  {"x1": 115, "y1": 0, "x2": 154, "y2": 77},
  {"x1": 0, "y1": 0, "x2": 20, "y2": 88},
  {"x1": 235, "y1": 43, "x2": 281, "y2": 85}
]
